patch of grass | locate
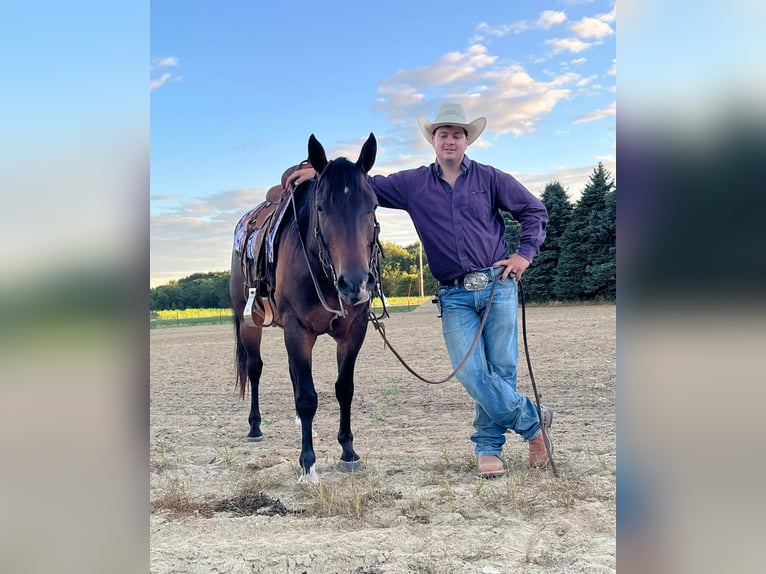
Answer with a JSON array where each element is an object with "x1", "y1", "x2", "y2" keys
[
  {"x1": 444, "y1": 450, "x2": 476, "y2": 473},
  {"x1": 421, "y1": 449, "x2": 475, "y2": 475},
  {"x1": 401, "y1": 496, "x2": 433, "y2": 524},
  {"x1": 150, "y1": 440, "x2": 185, "y2": 473},
  {"x1": 374, "y1": 409, "x2": 386, "y2": 422},
  {"x1": 212, "y1": 446, "x2": 240, "y2": 466},
  {"x1": 245, "y1": 455, "x2": 286, "y2": 472},
  {"x1": 151, "y1": 478, "x2": 213, "y2": 518},
  {"x1": 470, "y1": 470, "x2": 546, "y2": 519},
  {"x1": 383, "y1": 386, "x2": 401, "y2": 396},
  {"x1": 296, "y1": 472, "x2": 399, "y2": 520}
]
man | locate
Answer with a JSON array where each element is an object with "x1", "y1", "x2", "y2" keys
[{"x1": 286, "y1": 103, "x2": 552, "y2": 477}]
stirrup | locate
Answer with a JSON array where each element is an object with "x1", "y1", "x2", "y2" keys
[{"x1": 244, "y1": 288, "x2": 274, "y2": 327}]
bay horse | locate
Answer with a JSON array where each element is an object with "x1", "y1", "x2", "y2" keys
[{"x1": 230, "y1": 133, "x2": 380, "y2": 483}]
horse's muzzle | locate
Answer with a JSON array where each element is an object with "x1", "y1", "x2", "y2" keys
[{"x1": 336, "y1": 271, "x2": 375, "y2": 306}]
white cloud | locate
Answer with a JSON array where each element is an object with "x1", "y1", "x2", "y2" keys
[
  {"x1": 150, "y1": 73, "x2": 172, "y2": 91},
  {"x1": 598, "y1": 5, "x2": 617, "y2": 23},
  {"x1": 519, "y1": 158, "x2": 616, "y2": 203},
  {"x1": 150, "y1": 187, "x2": 269, "y2": 286},
  {"x1": 571, "y1": 57, "x2": 588, "y2": 66},
  {"x1": 575, "y1": 74, "x2": 599, "y2": 87},
  {"x1": 151, "y1": 56, "x2": 179, "y2": 69},
  {"x1": 569, "y1": 16, "x2": 615, "y2": 39},
  {"x1": 150, "y1": 55, "x2": 181, "y2": 91},
  {"x1": 537, "y1": 10, "x2": 567, "y2": 28},
  {"x1": 475, "y1": 21, "x2": 528, "y2": 37},
  {"x1": 573, "y1": 101, "x2": 616, "y2": 124},
  {"x1": 475, "y1": 9, "x2": 566, "y2": 38},
  {"x1": 545, "y1": 37, "x2": 592, "y2": 53},
  {"x1": 376, "y1": 46, "x2": 580, "y2": 143},
  {"x1": 466, "y1": 44, "x2": 497, "y2": 67}
]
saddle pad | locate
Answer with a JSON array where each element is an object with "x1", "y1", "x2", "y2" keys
[{"x1": 233, "y1": 185, "x2": 303, "y2": 263}]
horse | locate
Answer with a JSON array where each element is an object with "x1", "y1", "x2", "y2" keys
[{"x1": 230, "y1": 133, "x2": 380, "y2": 483}]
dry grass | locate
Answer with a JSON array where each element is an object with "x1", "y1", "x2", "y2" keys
[
  {"x1": 294, "y1": 470, "x2": 402, "y2": 520},
  {"x1": 150, "y1": 478, "x2": 214, "y2": 518}
]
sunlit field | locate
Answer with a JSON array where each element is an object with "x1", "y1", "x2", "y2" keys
[{"x1": 150, "y1": 297, "x2": 432, "y2": 329}]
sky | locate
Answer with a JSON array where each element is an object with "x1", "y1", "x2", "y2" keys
[{"x1": 150, "y1": 0, "x2": 616, "y2": 287}]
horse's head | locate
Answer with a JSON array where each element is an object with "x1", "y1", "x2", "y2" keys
[{"x1": 307, "y1": 133, "x2": 378, "y2": 307}]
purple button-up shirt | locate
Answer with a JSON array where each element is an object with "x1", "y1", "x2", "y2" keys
[{"x1": 369, "y1": 156, "x2": 548, "y2": 282}]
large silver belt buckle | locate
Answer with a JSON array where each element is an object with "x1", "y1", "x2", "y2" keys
[{"x1": 463, "y1": 271, "x2": 489, "y2": 291}]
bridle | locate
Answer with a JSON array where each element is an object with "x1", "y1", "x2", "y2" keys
[{"x1": 291, "y1": 170, "x2": 385, "y2": 321}]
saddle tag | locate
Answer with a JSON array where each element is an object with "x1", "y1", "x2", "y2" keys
[
  {"x1": 463, "y1": 272, "x2": 490, "y2": 291},
  {"x1": 243, "y1": 288, "x2": 258, "y2": 327}
]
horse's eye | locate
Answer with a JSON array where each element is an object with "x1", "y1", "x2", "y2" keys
[{"x1": 316, "y1": 205, "x2": 324, "y2": 213}]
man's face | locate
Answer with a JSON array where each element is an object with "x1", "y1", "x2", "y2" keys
[{"x1": 431, "y1": 126, "x2": 468, "y2": 164}]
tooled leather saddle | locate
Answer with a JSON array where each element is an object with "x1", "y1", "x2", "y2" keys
[{"x1": 233, "y1": 161, "x2": 311, "y2": 327}]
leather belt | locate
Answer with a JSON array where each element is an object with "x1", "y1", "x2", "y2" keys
[{"x1": 439, "y1": 266, "x2": 501, "y2": 291}]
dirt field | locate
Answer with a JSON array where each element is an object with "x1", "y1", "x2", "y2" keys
[{"x1": 150, "y1": 302, "x2": 616, "y2": 573}]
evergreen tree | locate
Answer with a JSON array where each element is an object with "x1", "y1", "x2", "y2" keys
[
  {"x1": 522, "y1": 181, "x2": 572, "y2": 301},
  {"x1": 501, "y1": 211, "x2": 520, "y2": 254},
  {"x1": 554, "y1": 163, "x2": 615, "y2": 300},
  {"x1": 582, "y1": 186, "x2": 616, "y2": 298}
]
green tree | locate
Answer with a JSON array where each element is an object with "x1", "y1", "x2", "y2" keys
[
  {"x1": 150, "y1": 271, "x2": 231, "y2": 310},
  {"x1": 377, "y1": 241, "x2": 437, "y2": 297},
  {"x1": 582, "y1": 186, "x2": 616, "y2": 298},
  {"x1": 501, "y1": 211, "x2": 521, "y2": 254},
  {"x1": 522, "y1": 182, "x2": 573, "y2": 301},
  {"x1": 379, "y1": 242, "x2": 412, "y2": 297},
  {"x1": 404, "y1": 242, "x2": 437, "y2": 296},
  {"x1": 554, "y1": 163, "x2": 616, "y2": 300}
]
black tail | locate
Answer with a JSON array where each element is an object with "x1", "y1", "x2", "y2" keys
[{"x1": 233, "y1": 312, "x2": 248, "y2": 399}]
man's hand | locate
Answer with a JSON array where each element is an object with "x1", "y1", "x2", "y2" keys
[
  {"x1": 493, "y1": 253, "x2": 530, "y2": 281},
  {"x1": 285, "y1": 166, "x2": 317, "y2": 189}
]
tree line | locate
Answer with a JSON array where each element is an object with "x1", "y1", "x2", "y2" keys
[{"x1": 150, "y1": 163, "x2": 615, "y2": 311}]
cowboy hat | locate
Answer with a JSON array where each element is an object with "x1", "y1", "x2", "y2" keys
[{"x1": 417, "y1": 103, "x2": 487, "y2": 146}]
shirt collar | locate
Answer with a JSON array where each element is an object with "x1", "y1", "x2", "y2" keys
[{"x1": 434, "y1": 155, "x2": 471, "y2": 177}]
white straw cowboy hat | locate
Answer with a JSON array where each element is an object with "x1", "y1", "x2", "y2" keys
[{"x1": 417, "y1": 103, "x2": 487, "y2": 146}]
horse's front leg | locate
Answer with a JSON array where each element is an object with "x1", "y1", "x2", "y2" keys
[
  {"x1": 335, "y1": 326, "x2": 366, "y2": 472},
  {"x1": 284, "y1": 326, "x2": 319, "y2": 483}
]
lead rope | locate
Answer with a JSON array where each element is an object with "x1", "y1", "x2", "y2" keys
[
  {"x1": 369, "y1": 274, "x2": 558, "y2": 476},
  {"x1": 518, "y1": 279, "x2": 559, "y2": 477},
  {"x1": 368, "y1": 278, "x2": 497, "y2": 385}
]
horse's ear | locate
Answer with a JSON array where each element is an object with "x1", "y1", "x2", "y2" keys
[
  {"x1": 357, "y1": 132, "x2": 376, "y2": 174},
  {"x1": 308, "y1": 134, "x2": 328, "y2": 174}
]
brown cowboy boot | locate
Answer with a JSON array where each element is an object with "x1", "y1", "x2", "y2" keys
[
  {"x1": 529, "y1": 406, "x2": 554, "y2": 468},
  {"x1": 477, "y1": 454, "x2": 506, "y2": 478}
]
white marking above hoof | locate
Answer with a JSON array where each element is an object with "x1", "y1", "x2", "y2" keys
[{"x1": 297, "y1": 465, "x2": 319, "y2": 484}]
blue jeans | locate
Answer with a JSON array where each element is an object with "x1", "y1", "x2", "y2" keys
[{"x1": 439, "y1": 274, "x2": 541, "y2": 455}]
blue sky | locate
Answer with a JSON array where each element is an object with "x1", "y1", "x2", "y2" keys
[{"x1": 150, "y1": 0, "x2": 616, "y2": 287}]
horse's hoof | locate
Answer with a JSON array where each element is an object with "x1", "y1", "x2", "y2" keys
[
  {"x1": 298, "y1": 465, "x2": 319, "y2": 484},
  {"x1": 245, "y1": 434, "x2": 263, "y2": 442},
  {"x1": 338, "y1": 458, "x2": 363, "y2": 473}
]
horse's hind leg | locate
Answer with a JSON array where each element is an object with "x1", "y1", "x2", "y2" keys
[{"x1": 241, "y1": 328, "x2": 265, "y2": 441}]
